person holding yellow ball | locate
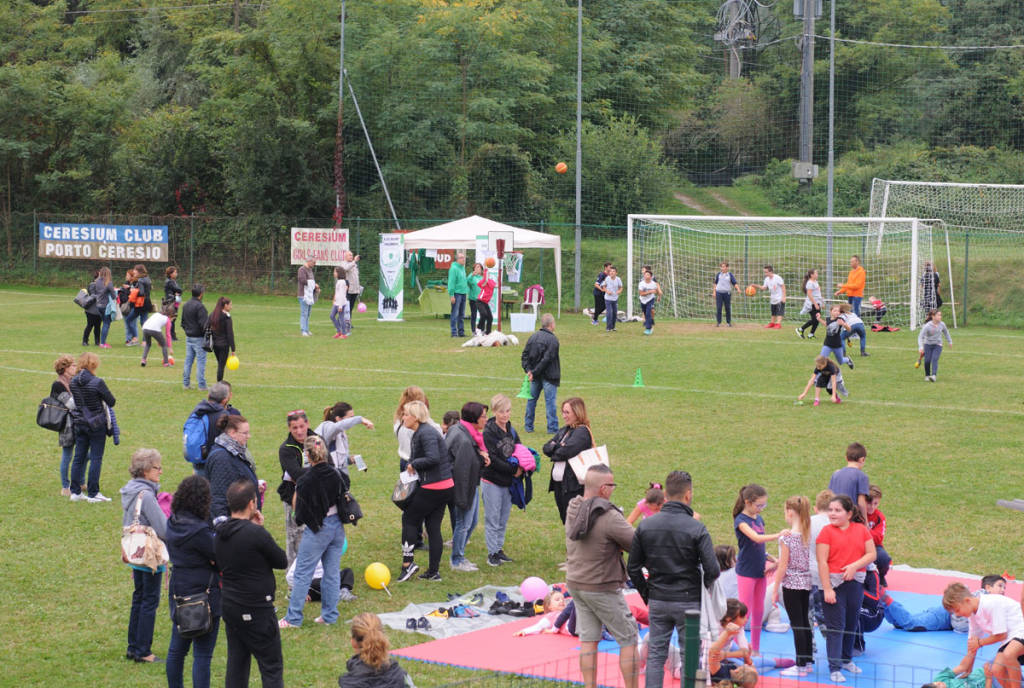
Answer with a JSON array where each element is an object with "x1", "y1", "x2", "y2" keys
[{"x1": 208, "y1": 297, "x2": 236, "y2": 382}]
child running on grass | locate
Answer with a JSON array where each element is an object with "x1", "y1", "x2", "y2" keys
[
  {"x1": 771, "y1": 496, "x2": 814, "y2": 676},
  {"x1": 818, "y1": 304, "x2": 854, "y2": 370},
  {"x1": 796, "y1": 269, "x2": 823, "y2": 339},
  {"x1": 733, "y1": 484, "x2": 786, "y2": 655},
  {"x1": 626, "y1": 482, "x2": 665, "y2": 525},
  {"x1": 918, "y1": 308, "x2": 953, "y2": 382},
  {"x1": 943, "y1": 581, "x2": 1024, "y2": 688},
  {"x1": 798, "y1": 355, "x2": 845, "y2": 406}
]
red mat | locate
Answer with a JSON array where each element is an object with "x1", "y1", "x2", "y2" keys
[{"x1": 393, "y1": 569, "x2": 1021, "y2": 688}]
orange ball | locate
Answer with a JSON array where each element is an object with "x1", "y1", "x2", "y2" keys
[
  {"x1": 745, "y1": 285, "x2": 757, "y2": 297},
  {"x1": 555, "y1": 162, "x2": 568, "y2": 174},
  {"x1": 485, "y1": 256, "x2": 496, "y2": 268}
]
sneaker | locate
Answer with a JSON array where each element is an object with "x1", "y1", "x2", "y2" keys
[
  {"x1": 764, "y1": 323, "x2": 774, "y2": 328},
  {"x1": 846, "y1": 359, "x2": 855, "y2": 370},
  {"x1": 591, "y1": 320, "x2": 598, "y2": 325},
  {"x1": 90, "y1": 492, "x2": 112, "y2": 502},
  {"x1": 487, "y1": 553, "x2": 503, "y2": 567},
  {"x1": 842, "y1": 662, "x2": 862, "y2": 674},
  {"x1": 301, "y1": 331, "x2": 312, "y2": 337},
  {"x1": 397, "y1": 563, "x2": 420, "y2": 582},
  {"x1": 926, "y1": 375, "x2": 934, "y2": 382},
  {"x1": 830, "y1": 671, "x2": 846, "y2": 683},
  {"x1": 643, "y1": 329, "x2": 651, "y2": 335},
  {"x1": 861, "y1": 351, "x2": 870, "y2": 357},
  {"x1": 99, "y1": 343, "x2": 111, "y2": 349},
  {"x1": 833, "y1": 398, "x2": 842, "y2": 404},
  {"x1": 339, "y1": 334, "x2": 348, "y2": 339},
  {"x1": 70, "y1": 492, "x2": 89, "y2": 502},
  {"x1": 140, "y1": 360, "x2": 146, "y2": 367},
  {"x1": 813, "y1": 400, "x2": 820, "y2": 407},
  {"x1": 416, "y1": 616, "x2": 431, "y2": 631},
  {"x1": 807, "y1": 332, "x2": 815, "y2": 338},
  {"x1": 418, "y1": 570, "x2": 442, "y2": 582},
  {"x1": 339, "y1": 587, "x2": 358, "y2": 602},
  {"x1": 496, "y1": 549, "x2": 513, "y2": 563},
  {"x1": 333, "y1": 332, "x2": 342, "y2": 339},
  {"x1": 451, "y1": 560, "x2": 479, "y2": 573},
  {"x1": 780, "y1": 666, "x2": 804, "y2": 677},
  {"x1": 727, "y1": 323, "x2": 733, "y2": 327},
  {"x1": 162, "y1": 362, "x2": 172, "y2": 367},
  {"x1": 313, "y1": 616, "x2": 329, "y2": 624},
  {"x1": 405, "y1": 618, "x2": 417, "y2": 630},
  {"x1": 796, "y1": 327, "x2": 805, "y2": 339},
  {"x1": 278, "y1": 618, "x2": 297, "y2": 629}
]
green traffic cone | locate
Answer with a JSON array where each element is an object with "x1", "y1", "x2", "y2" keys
[
  {"x1": 516, "y1": 375, "x2": 533, "y2": 399},
  {"x1": 632, "y1": 368, "x2": 645, "y2": 388}
]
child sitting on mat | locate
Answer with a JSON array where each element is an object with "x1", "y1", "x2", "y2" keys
[
  {"x1": 943, "y1": 581, "x2": 1024, "y2": 688},
  {"x1": 514, "y1": 589, "x2": 648, "y2": 638}
]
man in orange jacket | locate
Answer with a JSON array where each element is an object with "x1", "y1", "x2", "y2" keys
[{"x1": 835, "y1": 255, "x2": 866, "y2": 316}]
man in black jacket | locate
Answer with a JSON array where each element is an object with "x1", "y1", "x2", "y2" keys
[
  {"x1": 628, "y1": 470, "x2": 719, "y2": 688},
  {"x1": 180, "y1": 283, "x2": 209, "y2": 391},
  {"x1": 277, "y1": 409, "x2": 317, "y2": 565},
  {"x1": 521, "y1": 313, "x2": 560, "y2": 434},
  {"x1": 215, "y1": 479, "x2": 287, "y2": 688}
]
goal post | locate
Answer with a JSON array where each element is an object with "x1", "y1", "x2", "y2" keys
[
  {"x1": 626, "y1": 215, "x2": 933, "y2": 329},
  {"x1": 870, "y1": 178, "x2": 1024, "y2": 328}
]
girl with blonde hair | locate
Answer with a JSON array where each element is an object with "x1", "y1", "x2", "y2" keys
[{"x1": 338, "y1": 613, "x2": 411, "y2": 687}]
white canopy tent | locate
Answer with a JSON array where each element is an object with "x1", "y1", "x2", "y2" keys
[{"x1": 402, "y1": 215, "x2": 561, "y2": 315}]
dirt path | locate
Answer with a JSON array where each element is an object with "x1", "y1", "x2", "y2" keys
[
  {"x1": 673, "y1": 192, "x2": 714, "y2": 215},
  {"x1": 706, "y1": 190, "x2": 750, "y2": 215}
]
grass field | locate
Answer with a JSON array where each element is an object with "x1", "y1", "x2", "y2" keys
[{"x1": 3, "y1": 286, "x2": 1023, "y2": 688}]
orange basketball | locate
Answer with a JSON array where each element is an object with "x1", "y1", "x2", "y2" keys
[
  {"x1": 555, "y1": 162, "x2": 568, "y2": 174},
  {"x1": 485, "y1": 256, "x2": 496, "y2": 268},
  {"x1": 745, "y1": 285, "x2": 757, "y2": 296}
]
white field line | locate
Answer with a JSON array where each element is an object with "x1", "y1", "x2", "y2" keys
[{"x1": 3, "y1": 362, "x2": 1020, "y2": 417}]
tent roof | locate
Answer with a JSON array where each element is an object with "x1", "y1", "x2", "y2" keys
[{"x1": 402, "y1": 216, "x2": 559, "y2": 250}]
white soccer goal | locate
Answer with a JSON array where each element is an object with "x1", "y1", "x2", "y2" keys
[
  {"x1": 871, "y1": 179, "x2": 1024, "y2": 327},
  {"x1": 626, "y1": 215, "x2": 934, "y2": 330}
]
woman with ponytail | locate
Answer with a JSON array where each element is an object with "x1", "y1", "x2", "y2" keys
[{"x1": 338, "y1": 613, "x2": 411, "y2": 688}]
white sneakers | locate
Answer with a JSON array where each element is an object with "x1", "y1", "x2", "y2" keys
[
  {"x1": 843, "y1": 662, "x2": 862, "y2": 674},
  {"x1": 72, "y1": 492, "x2": 111, "y2": 503},
  {"x1": 830, "y1": 671, "x2": 846, "y2": 683},
  {"x1": 70, "y1": 493, "x2": 89, "y2": 502},
  {"x1": 451, "y1": 560, "x2": 479, "y2": 572}
]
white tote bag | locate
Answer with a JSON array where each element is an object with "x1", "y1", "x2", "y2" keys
[{"x1": 568, "y1": 444, "x2": 610, "y2": 482}]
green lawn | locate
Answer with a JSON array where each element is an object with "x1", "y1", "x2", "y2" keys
[{"x1": 2, "y1": 286, "x2": 1022, "y2": 687}]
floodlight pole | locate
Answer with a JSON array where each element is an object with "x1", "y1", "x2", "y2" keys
[
  {"x1": 573, "y1": 0, "x2": 582, "y2": 312},
  {"x1": 825, "y1": 0, "x2": 836, "y2": 294},
  {"x1": 333, "y1": 0, "x2": 346, "y2": 228}
]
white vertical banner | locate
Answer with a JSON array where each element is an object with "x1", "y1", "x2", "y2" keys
[
  {"x1": 474, "y1": 235, "x2": 499, "y2": 313},
  {"x1": 378, "y1": 233, "x2": 404, "y2": 321}
]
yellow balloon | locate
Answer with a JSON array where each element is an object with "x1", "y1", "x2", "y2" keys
[
  {"x1": 364, "y1": 562, "x2": 391, "y2": 590},
  {"x1": 226, "y1": 355, "x2": 240, "y2": 370}
]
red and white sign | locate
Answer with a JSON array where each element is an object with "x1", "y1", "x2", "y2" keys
[{"x1": 290, "y1": 227, "x2": 349, "y2": 265}]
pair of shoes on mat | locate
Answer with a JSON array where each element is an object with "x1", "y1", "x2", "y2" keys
[{"x1": 405, "y1": 617, "x2": 431, "y2": 631}]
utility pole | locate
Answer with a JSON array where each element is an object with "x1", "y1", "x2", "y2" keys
[
  {"x1": 573, "y1": 0, "x2": 582, "y2": 312},
  {"x1": 793, "y1": 0, "x2": 819, "y2": 186}
]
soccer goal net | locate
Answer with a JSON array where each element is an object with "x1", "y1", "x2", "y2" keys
[
  {"x1": 870, "y1": 179, "x2": 1024, "y2": 326},
  {"x1": 627, "y1": 215, "x2": 934, "y2": 329}
]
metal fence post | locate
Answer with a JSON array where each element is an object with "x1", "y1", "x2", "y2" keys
[
  {"x1": 683, "y1": 608, "x2": 701, "y2": 688},
  {"x1": 962, "y1": 230, "x2": 969, "y2": 326},
  {"x1": 189, "y1": 213, "x2": 195, "y2": 287},
  {"x1": 270, "y1": 229, "x2": 277, "y2": 293},
  {"x1": 539, "y1": 219, "x2": 545, "y2": 287},
  {"x1": 32, "y1": 209, "x2": 37, "y2": 272}
]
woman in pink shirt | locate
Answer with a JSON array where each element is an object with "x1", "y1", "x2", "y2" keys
[{"x1": 476, "y1": 272, "x2": 497, "y2": 335}]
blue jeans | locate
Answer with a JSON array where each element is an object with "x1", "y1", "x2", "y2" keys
[
  {"x1": 124, "y1": 309, "x2": 140, "y2": 342},
  {"x1": 605, "y1": 299, "x2": 619, "y2": 330},
  {"x1": 848, "y1": 296, "x2": 862, "y2": 316},
  {"x1": 646, "y1": 599, "x2": 699, "y2": 688},
  {"x1": 923, "y1": 343, "x2": 943, "y2": 376},
  {"x1": 841, "y1": 322, "x2": 867, "y2": 354},
  {"x1": 641, "y1": 300, "x2": 655, "y2": 330},
  {"x1": 883, "y1": 599, "x2": 950, "y2": 631},
  {"x1": 128, "y1": 568, "x2": 163, "y2": 658},
  {"x1": 71, "y1": 425, "x2": 106, "y2": 497},
  {"x1": 285, "y1": 514, "x2": 346, "y2": 625},
  {"x1": 450, "y1": 293, "x2": 466, "y2": 336},
  {"x1": 100, "y1": 315, "x2": 113, "y2": 345},
  {"x1": 822, "y1": 579, "x2": 863, "y2": 671},
  {"x1": 59, "y1": 444, "x2": 73, "y2": 489},
  {"x1": 298, "y1": 297, "x2": 312, "y2": 333},
  {"x1": 166, "y1": 615, "x2": 220, "y2": 688},
  {"x1": 820, "y1": 344, "x2": 850, "y2": 368},
  {"x1": 184, "y1": 336, "x2": 208, "y2": 389},
  {"x1": 715, "y1": 291, "x2": 733, "y2": 324},
  {"x1": 451, "y1": 486, "x2": 479, "y2": 566},
  {"x1": 524, "y1": 378, "x2": 558, "y2": 433},
  {"x1": 330, "y1": 304, "x2": 351, "y2": 335},
  {"x1": 481, "y1": 480, "x2": 512, "y2": 555}
]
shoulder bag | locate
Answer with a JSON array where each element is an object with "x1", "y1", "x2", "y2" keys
[
  {"x1": 37, "y1": 396, "x2": 69, "y2": 431},
  {"x1": 173, "y1": 572, "x2": 216, "y2": 638},
  {"x1": 74, "y1": 288, "x2": 96, "y2": 310},
  {"x1": 121, "y1": 494, "x2": 169, "y2": 573},
  {"x1": 567, "y1": 426, "x2": 609, "y2": 482},
  {"x1": 202, "y1": 326, "x2": 214, "y2": 353},
  {"x1": 391, "y1": 473, "x2": 418, "y2": 511}
]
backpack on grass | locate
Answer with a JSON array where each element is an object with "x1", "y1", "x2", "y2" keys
[{"x1": 182, "y1": 413, "x2": 210, "y2": 464}]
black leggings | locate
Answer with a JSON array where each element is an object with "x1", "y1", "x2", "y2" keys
[
  {"x1": 553, "y1": 483, "x2": 584, "y2": 524},
  {"x1": 477, "y1": 300, "x2": 493, "y2": 334},
  {"x1": 213, "y1": 345, "x2": 230, "y2": 381},
  {"x1": 715, "y1": 291, "x2": 732, "y2": 324},
  {"x1": 469, "y1": 300, "x2": 479, "y2": 332},
  {"x1": 800, "y1": 304, "x2": 821, "y2": 334},
  {"x1": 83, "y1": 312, "x2": 102, "y2": 345},
  {"x1": 782, "y1": 586, "x2": 813, "y2": 667},
  {"x1": 401, "y1": 486, "x2": 453, "y2": 574},
  {"x1": 593, "y1": 293, "x2": 605, "y2": 320}
]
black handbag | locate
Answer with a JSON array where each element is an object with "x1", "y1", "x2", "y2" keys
[
  {"x1": 173, "y1": 573, "x2": 216, "y2": 639},
  {"x1": 391, "y1": 475, "x2": 418, "y2": 511},
  {"x1": 37, "y1": 396, "x2": 69, "y2": 431},
  {"x1": 73, "y1": 289, "x2": 96, "y2": 310},
  {"x1": 201, "y1": 327, "x2": 214, "y2": 353},
  {"x1": 339, "y1": 490, "x2": 363, "y2": 525}
]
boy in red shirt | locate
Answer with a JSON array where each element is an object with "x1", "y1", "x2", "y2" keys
[{"x1": 867, "y1": 484, "x2": 890, "y2": 586}]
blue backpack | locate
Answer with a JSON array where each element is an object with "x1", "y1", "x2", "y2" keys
[{"x1": 182, "y1": 412, "x2": 210, "y2": 464}]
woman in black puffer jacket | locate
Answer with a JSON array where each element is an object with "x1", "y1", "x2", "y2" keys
[
  {"x1": 338, "y1": 613, "x2": 411, "y2": 688},
  {"x1": 396, "y1": 400, "x2": 451, "y2": 583},
  {"x1": 68, "y1": 351, "x2": 116, "y2": 502},
  {"x1": 165, "y1": 475, "x2": 220, "y2": 688}
]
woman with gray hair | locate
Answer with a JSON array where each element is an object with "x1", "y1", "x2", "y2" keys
[{"x1": 119, "y1": 448, "x2": 168, "y2": 663}]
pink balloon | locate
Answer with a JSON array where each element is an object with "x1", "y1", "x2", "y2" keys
[{"x1": 357, "y1": 302, "x2": 367, "y2": 313}]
